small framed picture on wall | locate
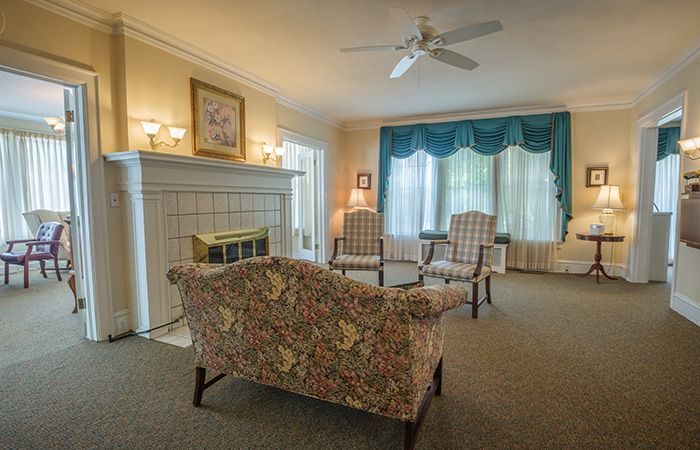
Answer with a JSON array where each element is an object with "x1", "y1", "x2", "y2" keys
[
  {"x1": 357, "y1": 173, "x2": 371, "y2": 190},
  {"x1": 586, "y1": 167, "x2": 608, "y2": 187}
]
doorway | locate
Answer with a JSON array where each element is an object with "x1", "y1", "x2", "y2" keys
[
  {"x1": 0, "y1": 45, "x2": 111, "y2": 341},
  {"x1": 279, "y1": 128, "x2": 328, "y2": 262}
]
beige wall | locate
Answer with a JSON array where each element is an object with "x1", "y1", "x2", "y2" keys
[
  {"x1": 1, "y1": 2, "x2": 344, "y2": 316},
  {"x1": 630, "y1": 57, "x2": 700, "y2": 304},
  {"x1": 341, "y1": 110, "x2": 634, "y2": 267}
]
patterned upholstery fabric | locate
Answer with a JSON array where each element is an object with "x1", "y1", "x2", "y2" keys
[
  {"x1": 342, "y1": 210, "x2": 383, "y2": 256},
  {"x1": 445, "y1": 211, "x2": 497, "y2": 266},
  {"x1": 329, "y1": 254, "x2": 381, "y2": 269},
  {"x1": 167, "y1": 256, "x2": 468, "y2": 422},
  {"x1": 421, "y1": 260, "x2": 491, "y2": 281}
]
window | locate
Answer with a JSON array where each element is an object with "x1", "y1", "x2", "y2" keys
[{"x1": 385, "y1": 146, "x2": 559, "y2": 270}]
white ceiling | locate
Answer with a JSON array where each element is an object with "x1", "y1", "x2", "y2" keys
[
  {"x1": 0, "y1": 70, "x2": 65, "y2": 121},
  {"x1": 63, "y1": 1, "x2": 700, "y2": 123}
]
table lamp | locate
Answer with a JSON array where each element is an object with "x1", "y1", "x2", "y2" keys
[
  {"x1": 592, "y1": 185, "x2": 624, "y2": 234},
  {"x1": 347, "y1": 188, "x2": 369, "y2": 210}
]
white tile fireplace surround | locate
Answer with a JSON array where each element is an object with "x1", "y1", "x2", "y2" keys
[{"x1": 105, "y1": 150, "x2": 302, "y2": 339}]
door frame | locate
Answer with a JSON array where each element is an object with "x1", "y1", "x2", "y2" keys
[
  {"x1": 627, "y1": 91, "x2": 687, "y2": 286},
  {"x1": 278, "y1": 127, "x2": 329, "y2": 262},
  {"x1": 0, "y1": 45, "x2": 113, "y2": 341}
]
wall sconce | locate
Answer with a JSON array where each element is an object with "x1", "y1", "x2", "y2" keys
[
  {"x1": 44, "y1": 116, "x2": 65, "y2": 135},
  {"x1": 262, "y1": 144, "x2": 284, "y2": 165},
  {"x1": 678, "y1": 137, "x2": 700, "y2": 160},
  {"x1": 140, "y1": 120, "x2": 187, "y2": 150}
]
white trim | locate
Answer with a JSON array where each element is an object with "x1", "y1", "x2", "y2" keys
[
  {"x1": 278, "y1": 127, "x2": 327, "y2": 150},
  {"x1": 670, "y1": 292, "x2": 700, "y2": 327},
  {"x1": 24, "y1": 0, "x2": 114, "y2": 33},
  {"x1": 0, "y1": 44, "x2": 114, "y2": 342},
  {"x1": 632, "y1": 39, "x2": 700, "y2": 106},
  {"x1": 112, "y1": 308, "x2": 130, "y2": 335},
  {"x1": 275, "y1": 97, "x2": 343, "y2": 130},
  {"x1": 567, "y1": 101, "x2": 633, "y2": 113},
  {"x1": 627, "y1": 92, "x2": 686, "y2": 284}
]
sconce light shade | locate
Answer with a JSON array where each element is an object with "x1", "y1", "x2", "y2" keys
[
  {"x1": 592, "y1": 185, "x2": 625, "y2": 210},
  {"x1": 678, "y1": 137, "x2": 700, "y2": 160},
  {"x1": 141, "y1": 120, "x2": 162, "y2": 138},
  {"x1": 347, "y1": 188, "x2": 369, "y2": 209},
  {"x1": 262, "y1": 144, "x2": 274, "y2": 155},
  {"x1": 168, "y1": 126, "x2": 187, "y2": 141}
]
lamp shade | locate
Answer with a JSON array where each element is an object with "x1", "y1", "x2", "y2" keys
[
  {"x1": 346, "y1": 188, "x2": 369, "y2": 209},
  {"x1": 168, "y1": 126, "x2": 187, "y2": 140},
  {"x1": 141, "y1": 120, "x2": 162, "y2": 137},
  {"x1": 592, "y1": 185, "x2": 624, "y2": 210}
]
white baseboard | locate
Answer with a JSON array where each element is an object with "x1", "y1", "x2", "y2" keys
[
  {"x1": 670, "y1": 292, "x2": 700, "y2": 327},
  {"x1": 112, "y1": 309, "x2": 130, "y2": 335},
  {"x1": 554, "y1": 259, "x2": 628, "y2": 279}
]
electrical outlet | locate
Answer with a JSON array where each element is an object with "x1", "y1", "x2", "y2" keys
[{"x1": 110, "y1": 192, "x2": 120, "y2": 207}]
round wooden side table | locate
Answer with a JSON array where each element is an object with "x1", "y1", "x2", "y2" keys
[{"x1": 575, "y1": 233, "x2": 625, "y2": 284}]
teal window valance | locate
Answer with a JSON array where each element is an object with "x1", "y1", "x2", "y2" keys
[
  {"x1": 378, "y1": 111, "x2": 573, "y2": 241},
  {"x1": 657, "y1": 126, "x2": 680, "y2": 161}
]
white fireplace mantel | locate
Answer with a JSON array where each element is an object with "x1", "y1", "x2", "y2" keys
[{"x1": 105, "y1": 150, "x2": 302, "y2": 338}]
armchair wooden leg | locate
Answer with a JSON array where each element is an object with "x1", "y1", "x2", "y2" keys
[
  {"x1": 40, "y1": 261, "x2": 48, "y2": 278},
  {"x1": 485, "y1": 275, "x2": 492, "y2": 304},
  {"x1": 23, "y1": 259, "x2": 30, "y2": 289},
  {"x1": 471, "y1": 282, "x2": 479, "y2": 318},
  {"x1": 54, "y1": 255, "x2": 62, "y2": 281},
  {"x1": 378, "y1": 270, "x2": 384, "y2": 287},
  {"x1": 444, "y1": 279, "x2": 450, "y2": 284},
  {"x1": 4, "y1": 262, "x2": 8, "y2": 285}
]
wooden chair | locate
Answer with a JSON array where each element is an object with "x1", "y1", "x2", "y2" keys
[
  {"x1": 1, "y1": 221, "x2": 64, "y2": 289},
  {"x1": 419, "y1": 211, "x2": 497, "y2": 318},
  {"x1": 329, "y1": 209, "x2": 384, "y2": 286}
]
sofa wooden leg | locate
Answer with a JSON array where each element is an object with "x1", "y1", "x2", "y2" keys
[
  {"x1": 471, "y1": 282, "x2": 479, "y2": 318},
  {"x1": 193, "y1": 366, "x2": 226, "y2": 407},
  {"x1": 403, "y1": 356, "x2": 442, "y2": 450},
  {"x1": 485, "y1": 275, "x2": 492, "y2": 304}
]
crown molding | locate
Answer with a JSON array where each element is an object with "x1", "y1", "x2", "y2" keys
[
  {"x1": 567, "y1": 101, "x2": 632, "y2": 113},
  {"x1": 0, "y1": 110, "x2": 47, "y2": 123},
  {"x1": 25, "y1": 0, "x2": 344, "y2": 130},
  {"x1": 632, "y1": 38, "x2": 700, "y2": 106}
]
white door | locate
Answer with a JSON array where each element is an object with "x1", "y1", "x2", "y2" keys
[
  {"x1": 297, "y1": 150, "x2": 317, "y2": 261},
  {"x1": 63, "y1": 87, "x2": 89, "y2": 335}
]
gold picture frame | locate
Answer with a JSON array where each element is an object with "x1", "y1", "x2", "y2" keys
[{"x1": 190, "y1": 78, "x2": 246, "y2": 161}]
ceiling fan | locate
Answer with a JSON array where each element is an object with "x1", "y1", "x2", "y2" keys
[{"x1": 340, "y1": 7, "x2": 503, "y2": 79}]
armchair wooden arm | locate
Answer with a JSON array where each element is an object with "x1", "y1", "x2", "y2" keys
[
  {"x1": 473, "y1": 243, "x2": 494, "y2": 278},
  {"x1": 419, "y1": 239, "x2": 450, "y2": 269},
  {"x1": 379, "y1": 236, "x2": 384, "y2": 262},
  {"x1": 329, "y1": 237, "x2": 345, "y2": 263}
]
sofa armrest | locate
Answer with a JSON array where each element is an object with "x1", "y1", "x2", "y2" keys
[{"x1": 407, "y1": 285, "x2": 469, "y2": 318}]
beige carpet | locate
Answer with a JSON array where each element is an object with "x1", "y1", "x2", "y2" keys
[{"x1": 0, "y1": 262, "x2": 698, "y2": 448}]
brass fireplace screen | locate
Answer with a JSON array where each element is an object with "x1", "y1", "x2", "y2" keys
[{"x1": 193, "y1": 227, "x2": 269, "y2": 264}]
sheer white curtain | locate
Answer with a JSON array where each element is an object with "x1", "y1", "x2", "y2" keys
[
  {"x1": 497, "y1": 147, "x2": 558, "y2": 271},
  {"x1": 0, "y1": 129, "x2": 69, "y2": 242},
  {"x1": 654, "y1": 154, "x2": 680, "y2": 262},
  {"x1": 384, "y1": 146, "x2": 559, "y2": 269},
  {"x1": 385, "y1": 151, "x2": 437, "y2": 260}
]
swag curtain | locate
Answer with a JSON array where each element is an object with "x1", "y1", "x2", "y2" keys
[
  {"x1": 0, "y1": 129, "x2": 69, "y2": 243},
  {"x1": 378, "y1": 111, "x2": 573, "y2": 241},
  {"x1": 657, "y1": 126, "x2": 681, "y2": 161}
]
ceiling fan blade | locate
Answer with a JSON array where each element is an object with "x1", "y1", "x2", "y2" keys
[
  {"x1": 390, "y1": 53, "x2": 421, "y2": 79},
  {"x1": 340, "y1": 45, "x2": 405, "y2": 53},
  {"x1": 387, "y1": 7, "x2": 422, "y2": 41},
  {"x1": 429, "y1": 49, "x2": 479, "y2": 71},
  {"x1": 435, "y1": 20, "x2": 503, "y2": 46}
]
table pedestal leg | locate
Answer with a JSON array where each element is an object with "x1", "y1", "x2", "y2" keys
[{"x1": 580, "y1": 241, "x2": 617, "y2": 284}]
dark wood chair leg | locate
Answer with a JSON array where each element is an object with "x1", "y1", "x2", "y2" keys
[
  {"x1": 4, "y1": 262, "x2": 9, "y2": 285},
  {"x1": 435, "y1": 357, "x2": 443, "y2": 396},
  {"x1": 444, "y1": 279, "x2": 450, "y2": 284},
  {"x1": 471, "y1": 281, "x2": 479, "y2": 318},
  {"x1": 23, "y1": 259, "x2": 30, "y2": 289},
  {"x1": 418, "y1": 273, "x2": 423, "y2": 284},
  {"x1": 193, "y1": 367, "x2": 206, "y2": 407},
  {"x1": 342, "y1": 270, "x2": 346, "y2": 276},
  {"x1": 485, "y1": 275, "x2": 492, "y2": 304},
  {"x1": 40, "y1": 261, "x2": 48, "y2": 278},
  {"x1": 378, "y1": 270, "x2": 384, "y2": 286},
  {"x1": 54, "y1": 255, "x2": 62, "y2": 281},
  {"x1": 404, "y1": 422, "x2": 416, "y2": 450}
]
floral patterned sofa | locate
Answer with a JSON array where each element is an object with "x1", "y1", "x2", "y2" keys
[{"x1": 167, "y1": 256, "x2": 468, "y2": 449}]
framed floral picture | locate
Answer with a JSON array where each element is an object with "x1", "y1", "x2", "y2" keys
[{"x1": 190, "y1": 78, "x2": 246, "y2": 161}]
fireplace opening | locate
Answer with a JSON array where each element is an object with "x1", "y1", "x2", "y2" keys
[{"x1": 194, "y1": 227, "x2": 269, "y2": 264}]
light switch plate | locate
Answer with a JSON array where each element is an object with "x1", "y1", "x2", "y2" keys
[{"x1": 110, "y1": 192, "x2": 120, "y2": 207}]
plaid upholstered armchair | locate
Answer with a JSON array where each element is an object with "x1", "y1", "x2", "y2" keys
[
  {"x1": 329, "y1": 209, "x2": 384, "y2": 286},
  {"x1": 419, "y1": 211, "x2": 497, "y2": 318}
]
